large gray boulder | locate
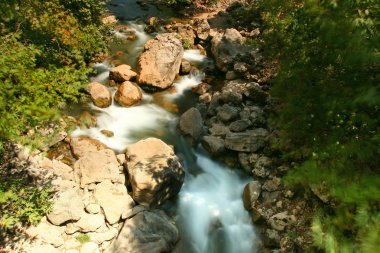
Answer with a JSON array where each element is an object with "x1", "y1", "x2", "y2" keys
[
  {"x1": 125, "y1": 138, "x2": 185, "y2": 207},
  {"x1": 105, "y1": 210, "x2": 179, "y2": 253},
  {"x1": 225, "y1": 128, "x2": 269, "y2": 152},
  {"x1": 211, "y1": 28, "x2": 246, "y2": 72},
  {"x1": 138, "y1": 33, "x2": 184, "y2": 89},
  {"x1": 178, "y1": 107, "x2": 203, "y2": 144}
]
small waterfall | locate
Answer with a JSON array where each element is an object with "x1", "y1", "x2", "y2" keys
[{"x1": 73, "y1": 17, "x2": 257, "y2": 251}]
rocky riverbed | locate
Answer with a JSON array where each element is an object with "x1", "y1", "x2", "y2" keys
[{"x1": 2, "y1": 1, "x2": 315, "y2": 253}]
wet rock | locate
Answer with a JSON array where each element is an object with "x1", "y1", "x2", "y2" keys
[
  {"x1": 88, "y1": 82, "x2": 112, "y2": 108},
  {"x1": 243, "y1": 181, "x2": 261, "y2": 211},
  {"x1": 93, "y1": 180, "x2": 134, "y2": 224},
  {"x1": 217, "y1": 104, "x2": 240, "y2": 123},
  {"x1": 105, "y1": 210, "x2": 179, "y2": 253},
  {"x1": 70, "y1": 136, "x2": 108, "y2": 159},
  {"x1": 114, "y1": 81, "x2": 142, "y2": 107},
  {"x1": 138, "y1": 33, "x2": 184, "y2": 89},
  {"x1": 47, "y1": 189, "x2": 84, "y2": 225},
  {"x1": 225, "y1": 128, "x2": 268, "y2": 152},
  {"x1": 74, "y1": 149, "x2": 120, "y2": 188},
  {"x1": 192, "y1": 82, "x2": 211, "y2": 95},
  {"x1": 211, "y1": 28, "x2": 246, "y2": 72},
  {"x1": 194, "y1": 19, "x2": 210, "y2": 40},
  {"x1": 176, "y1": 24, "x2": 195, "y2": 48},
  {"x1": 207, "y1": 93, "x2": 221, "y2": 116},
  {"x1": 78, "y1": 111, "x2": 97, "y2": 129},
  {"x1": 199, "y1": 93, "x2": 212, "y2": 103},
  {"x1": 101, "y1": 129, "x2": 114, "y2": 137},
  {"x1": 180, "y1": 60, "x2": 192, "y2": 75},
  {"x1": 178, "y1": 107, "x2": 203, "y2": 144},
  {"x1": 229, "y1": 119, "x2": 251, "y2": 132},
  {"x1": 109, "y1": 64, "x2": 137, "y2": 82},
  {"x1": 126, "y1": 138, "x2": 185, "y2": 207},
  {"x1": 244, "y1": 82, "x2": 269, "y2": 105},
  {"x1": 268, "y1": 212, "x2": 296, "y2": 231},
  {"x1": 201, "y1": 136, "x2": 225, "y2": 156}
]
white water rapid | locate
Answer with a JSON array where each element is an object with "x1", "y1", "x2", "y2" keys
[{"x1": 73, "y1": 21, "x2": 257, "y2": 252}]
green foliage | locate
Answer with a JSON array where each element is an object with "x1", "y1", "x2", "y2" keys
[
  {"x1": 0, "y1": 0, "x2": 110, "y2": 146},
  {"x1": 75, "y1": 234, "x2": 91, "y2": 243},
  {"x1": 0, "y1": 179, "x2": 52, "y2": 229},
  {"x1": 258, "y1": 0, "x2": 380, "y2": 251},
  {"x1": 0, "y1": 0, "x2": 110, "y2": 236}
]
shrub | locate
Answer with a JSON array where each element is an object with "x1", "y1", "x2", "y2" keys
[{"x1": 258, "y1": 0, "x2": 380, "y2": 251}]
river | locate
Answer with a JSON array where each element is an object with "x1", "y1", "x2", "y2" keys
[{"x1": 72, "y1": 1, "x2": 257, "y2": 252}]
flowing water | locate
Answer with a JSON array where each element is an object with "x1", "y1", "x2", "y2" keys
[{"x1": 73, "y1": 1, "x2": 257, "y2": 252}]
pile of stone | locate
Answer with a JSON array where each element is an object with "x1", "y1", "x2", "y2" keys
[{"x1": 9, "y1": 136, "x2": 184, "y2": 253}]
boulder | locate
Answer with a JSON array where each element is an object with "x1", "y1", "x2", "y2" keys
[
  {"x1": 30, "y1": 244, "x2": 61, "y2": 253},
  {"x1": 88, "y1": 82, "x2": 112, "y2": 108},
  {"x1": 94, "y1": 180, "x2": 135, "y2": 224},
  {"x1": 209, "y1": 123, "x2": 230, "y2": 137},
  {"x1": 243, "y1": 181, "x2": 261, "y2": 211},
  {"x1": 126, "y1": 138, "x2": 185, "y2": 207},
  {"x1": 74, "y1": 149, "x2": 120, "y2": 188},
  {"x1": 52, "y1": 159, "x2": 74, "y2": 181},
  {"x1": 138, "y1": 33, "x2": 184, "y2": 89},
  {"x1": 105, "y1": 210, "x2": 179, "y2": 253},
  {"x1": 244, "y1": 83, "x2": 269, "y2": 105},
  {"x1": 109, "y1": 64, "x2": 137, "y2": 82},
  {"x1": 194, "y1": 19, "x2": 210, "y2": 40},
  {"x1": 211, "y1": 28, "x2": 245, "y2": 72},
  {"x1": 201, "y1": 136, "x2": 225, "y2": 155},
  {"x1": 28, "y1": 219, "x2": 64, "y2": 247},
  {"x1": 229, "y1": 119, "x2": 251, "y2": 132},
  {"x1": 225, "y1": 128, "x2": 269, "y2": 152},
  {"x1": 217, "y1": 104, "x2": 240, "y2": 123},
  {"x1": 178, "y1": 107, "x2": 203, "y2": 144},
  {"x1": 192, "y1": 82, "x2": 211, "y2": 95},
  {"x1": 114, "y1": 81, "x2": 142, "y2": 107},
  {"x1": 47, "y1": 189, "x2": 84, "y2": 225},
  {"x1": 70, "y1": 136, "x2": 108, "y2": 159},
  {"x1": 180, "y1": 60, "x2": 191, "y2": 75},
  {"x1": 73, "y1": 213, "x2": 105, "y2": 232}
]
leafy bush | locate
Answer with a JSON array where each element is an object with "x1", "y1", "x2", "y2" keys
[
  {"x1": 258, "y1": 0, "x2": 380, "y2": 251},
  {"x1": 0, "y1": 179, "x2": 52, "y2": 229},
  {"x1": 0, "y1": 0, "x2": 110, "y2": 235}
]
